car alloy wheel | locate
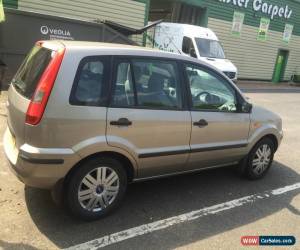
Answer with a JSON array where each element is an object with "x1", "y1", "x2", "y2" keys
[
  {"x1": 238, "y1": 137, "x2": 275, "y2": 180},
  {"x1": 78, "y1": 166, "x2": 120, "y2": 212},
  {"x1": 252, "y1": 144, "x2": 272, "y2": 175}
]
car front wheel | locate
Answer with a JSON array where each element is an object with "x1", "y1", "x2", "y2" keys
[{"x1": 239, "y1": 137, "x2": 275, "y2": 180}]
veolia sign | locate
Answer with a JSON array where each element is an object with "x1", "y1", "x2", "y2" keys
[
  {"x1": 40, "y1": 25, "x2": 74, "y2": 40},
  {"x1": 219, "y1": 0, "x2": 293, "y2": 19}
]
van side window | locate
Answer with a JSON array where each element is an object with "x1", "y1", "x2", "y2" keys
[
  {"x1": 185, "y1": 64, "x2": 237, "y2": 112},
  {"x1": 70, "y1": 57, "x2": 109, "y2": 106},
  {"x1": 111, "y1": 59, "x2": 183, "y2": 110},
  {"x1": 182, "y1": 37, "x2": 196, "y2": 58}
]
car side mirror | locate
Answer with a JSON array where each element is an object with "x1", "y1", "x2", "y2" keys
[
  {"x1": 189, "y1": 48, "x2": 197, "y2": 58},
  {"x1": 241, "y1": 102, "x2": 253, "y2": 113}
]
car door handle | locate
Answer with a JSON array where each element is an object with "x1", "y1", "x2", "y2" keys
[
  {"x1": 110, "y1": 118, "x2": 132, "y2": 126},
  {"x1": 193, "y1": 119, "x2": 208, "y2": 127}
]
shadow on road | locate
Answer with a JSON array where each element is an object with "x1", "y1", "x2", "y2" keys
[
  {"x1": 0, "y1": 240, "x2": 39, "y2": 250},
  {"x1": 24, "y1": 161, "x2": 300, "y2": 249}
]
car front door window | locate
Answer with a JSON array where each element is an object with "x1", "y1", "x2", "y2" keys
[{"x1": 185, "y1": 64, "x2": 237, "y2": 112}]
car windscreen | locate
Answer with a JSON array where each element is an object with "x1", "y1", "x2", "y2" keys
[
  {"x1": 195, "y1": 38, "x2": 225, "y2": 59},
  {"x1": 12, "y1": 45, "x2": 53, "y2": 99}
]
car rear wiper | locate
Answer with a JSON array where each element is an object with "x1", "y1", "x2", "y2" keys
[{"x1": 12, "y1": 80, "x2": 25, "y2": 93}]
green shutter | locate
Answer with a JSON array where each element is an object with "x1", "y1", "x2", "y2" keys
[
  {"x1": 3, "y1": 0, "x2": 18, "y2": 9},
  {"x1": 156, "y1": 0, "x2": 300, "y2": 36}
]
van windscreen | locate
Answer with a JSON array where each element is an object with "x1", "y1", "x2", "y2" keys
[
  {"x1": 12, "y1": 45, "x2": 53, "y2": 99},
  {"x1": 195, "y1": 38, "x2": 225, "y2": 59}
]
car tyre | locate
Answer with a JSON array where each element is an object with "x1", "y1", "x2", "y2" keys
[
  {"x1": 238, "y1": 137, "x2": 275, "y2": 180},
  {"x1": 66, "y1": 157, "x2": 127, "y2": 221}
]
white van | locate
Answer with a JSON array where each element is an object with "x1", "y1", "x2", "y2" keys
[{"x1": 150, "y1": 22, "x2": 238, "y2": 81}]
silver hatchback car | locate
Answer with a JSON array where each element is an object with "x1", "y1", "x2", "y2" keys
[{"x1": 4, "y1": 41, "x2": 283, "y2": 220}]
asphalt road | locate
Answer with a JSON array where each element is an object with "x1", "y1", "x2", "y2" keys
[{"x1": 0, "y1": 87, "x2": 299, "y2": 250}]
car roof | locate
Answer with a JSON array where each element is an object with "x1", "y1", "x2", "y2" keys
[
  {"x1": 42, "y1": 40, "x2": 245, "y2": 99},
  {"x1": 42, "y1": 40, "x2": 221, "y2": 75},
  {"x1": 61, "y1": 40, "x2": 155, "y2": 50},
  {"x1": 53, "y1": 40, "x2": 207, "y2": 63}
]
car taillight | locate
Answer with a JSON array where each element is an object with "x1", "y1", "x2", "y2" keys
[{"x1": 25, "y1": 46, "x2": 65, "y2": 125}]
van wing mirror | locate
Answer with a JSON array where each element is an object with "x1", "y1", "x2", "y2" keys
[{"x1": 189, "y1": 48, "x2": 197, "y2": 58}]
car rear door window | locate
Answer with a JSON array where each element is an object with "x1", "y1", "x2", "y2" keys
[
  {"x1": 133, "y1": 59, "x2": 182, "y2": 109},
  {"x1": 70, "y1": 57, "x2": 109, "y2": 106},
  {"x1": 111, "y1": 58, "x2": 183, "y2": 110},
  {"x1": 111, "y1": 61, "x2": 135, "y2": 107}
]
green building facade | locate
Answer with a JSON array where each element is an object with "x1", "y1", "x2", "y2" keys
[
  {"x1": 150, "y1": 0, "x2": 300, "y2": 81},
  {"x1": 3, "y1": 0, "x2": 300, "y2": 81}
]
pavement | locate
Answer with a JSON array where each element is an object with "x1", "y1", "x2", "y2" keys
[
  {"x1": 0, "y1": 84, "x2": 299, "y2": 250},
  {"x1": 237, "y1": 81, "x2": 300, "y2": 93}
]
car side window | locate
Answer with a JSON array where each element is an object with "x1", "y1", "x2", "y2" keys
[
  {"x1": 111, "y1": 62, "x2": 135, "y2": 107},
  {"x1": 184, "y1": 63, "x2": 237, "y2": 112},
  {"x1": 132, "y1": 59, "x2": 182, "y2": 109},
  {"x1": 111, "y1": 58, "x2": 183, "y2": 110},
  {"x1": 70, "y1": 57, "x2": 109, "y2": 106}
]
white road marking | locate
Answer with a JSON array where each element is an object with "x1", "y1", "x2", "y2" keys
[{"x1": 66, "y1": 182, "x2": 300, "y2": 250}]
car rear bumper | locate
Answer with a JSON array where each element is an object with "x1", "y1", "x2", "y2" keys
[{"x1": 3, "y1": 127, "x2": 81, "y2": 189}]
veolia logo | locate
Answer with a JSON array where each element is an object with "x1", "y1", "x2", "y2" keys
[
  {"x1": 40, "y1": 25, "x2": 71, "y2": 37},
  {"x1": 40, "y1": 25, "x2": 49, "y2": 35}
]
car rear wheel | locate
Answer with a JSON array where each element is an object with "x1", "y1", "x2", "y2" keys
[
  {"x1": 66, "y1": 157, "x2": 127, "y2": 220},
  {"x1": 239, "y1": 137, "x2": 275, "y2": 180}
]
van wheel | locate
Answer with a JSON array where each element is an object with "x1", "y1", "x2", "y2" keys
[
  {"x1": 239, "y1": 138, "x2": 275, "y2": 180},
  {"x1": 66, "y1": 157, "x2": 127, "y2": 220}
]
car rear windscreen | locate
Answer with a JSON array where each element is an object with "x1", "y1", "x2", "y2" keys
[{"x1": 12, "y1": 45, "x2": 53, "y2": 99}]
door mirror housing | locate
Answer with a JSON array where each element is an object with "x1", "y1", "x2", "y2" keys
[{"x1": 240, "y1": 102, "x2": 253, "y2": 113}]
